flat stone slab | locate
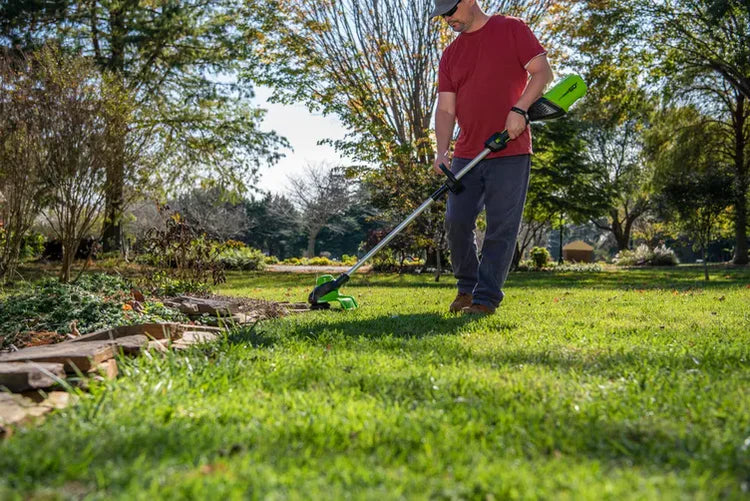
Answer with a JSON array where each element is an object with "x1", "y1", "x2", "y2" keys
[
  {"x1": 173, "y1": 331, "x2": 221, "y2": 350},
  {"x1": 0, "y1": 341, "x2": 116, "y2": 372},
  {"x1": 0, "y1": 362, "x2": 66, "y2": 392},
  {"x1": 106, "y1": 335, "x2": 148, "y2": 355},
  {"x1": 1, "y1": 391, "x2": 75, "y2": 435},
  {"x1": 69, "y1": 323, "x2": 181, "y2": 343}
]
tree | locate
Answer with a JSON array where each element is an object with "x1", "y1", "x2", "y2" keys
[
  {"x1": 562, "y1": 0, "x2": 749, "y2": 262},
  {"x1": 583, "y1": 113, "x2": 653, "y2": 251},
  {"x1": 255, "y1": 0, "x2": 554, "y2": 267},
  {"x1": 30, "y1": 46, "x2": 134, "y2": 282},
  {"x1": 0, "y1": 0, "x2": 287, "y2": 253},
  {"x1": 550, "y1": 0, "x2": 658, "y2": 251},
  {"x1": 650, "y1": 106, "x2": 733, "y2": 279},
  {"x1": 174, "y1": 186, "x2": 249, "y2": 242},
  {"x1": 287, "y1": 163, "x2": 355, "y2": 258},
  {"x1": 316, "y1": 182, "x2": 380, "y2": 259},
  {"x1": 643, "y1": 0, "x2": 750, "y2": 264},
  {"x1": 243, "y1": 193, "x2": 304, "y2": 259},
  {"x1": 523, "y1": 114, "x2": 610, "y2": 261},
  {"x1": 0, "y1": 51, "x2": 49, "y2": 282}
]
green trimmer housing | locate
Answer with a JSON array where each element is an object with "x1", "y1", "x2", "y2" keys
[
  {"x1": 307, "y1": 75, "x2": 588, "y2": 310},
  {"x1": 311, "y1": 275, "x2": 358, "y2": 310}
]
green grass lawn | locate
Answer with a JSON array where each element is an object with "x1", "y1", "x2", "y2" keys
[{"x1": 2, "y1": 266, "x2": 749, "y2": 499}]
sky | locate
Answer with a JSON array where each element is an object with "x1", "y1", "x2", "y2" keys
[{"x1": 251, "y1": 86, "x2": 352, "y2": 195}]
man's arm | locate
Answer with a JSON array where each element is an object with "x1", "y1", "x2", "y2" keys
[
  {"x1": 434, "y1": 91, "x2": 456, "y2": 174},
  {"x1": 505, "y1": 54, "x2": 554, "y2": 140}
]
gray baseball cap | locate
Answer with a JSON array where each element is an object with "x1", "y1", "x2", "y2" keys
[{"x1": 430, "y1": 0, "x2": 459, "y2": 18}]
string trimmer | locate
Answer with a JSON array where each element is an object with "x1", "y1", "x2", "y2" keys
[{"x1": 308, "y1": 74, "x2": 587, "y2": 310}]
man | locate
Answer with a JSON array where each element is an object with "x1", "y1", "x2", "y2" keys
[{"x1": 432, "y1": 0, "x2": 553, "y2": 315}]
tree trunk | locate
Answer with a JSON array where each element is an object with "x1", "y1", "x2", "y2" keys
[
  {"x1": 102, "y1": 153, "x2": 124, "y2": 253},
  {"x1": 703, "y1": 245, "x2": 709, "y2": 281},
  {"x1": 306, "y1": 235, "x2": 316, "y2": 258},
  {"x1": 306, "y1": 225, "x2": 322, "y2": 258},
  {"x1": 610, "y1": 210, "x2": 629, "y2": 251},
  {"x1": 558, "y1": 213, "x2": 564, "y2": 264},
  {"x1": 59, "y1": 241, "x2": 76, "y2": 283},
  {"x1": 434, "y1": 246, "x2": 441, "y2": 282},
  {"x1": 732, "y1": 94, "x2": 748, "y2": 264},
  {"x1": 101, "y1": 7, "x2": 126, "y2": 254},
  {"x1": 512, "y1": 240, "x2": 522, "y2": 269}
]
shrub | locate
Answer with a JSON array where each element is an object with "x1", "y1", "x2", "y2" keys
[
  {"x1": 308, "y1": 256, "x2": 334, "y2": 266},
  {"x1": 139, "y1": 208, "x2": 226, "y2": 291},
  {"x1": 370, "y1": 249, "x2": 424, "y2": 272},
  {"x1": 224, "y1": 239, "x2": 246, "y2": 249},
  {"x1": 614, "y1": 244, "x2": 679, "y2": 267},
  {"x1": 282, "y1": 257, "x2": 301, "y2": 265},
  {"x1": 19, "y1": 233, "x2": 46, "y2": 261},
  {"x1": 264, "y1": 255, "x2": 280, "y2": 265},
  {"x1": 217, "y1": 246, "x2": 266, "y2": 271},
  {"x1": 548, "y1": 262, "x2": 603, "y2": 272},
  {"x1": 651, "y1": 244, "x2": 679, "y2": 266},
  {"x1": 148, "y1": 271, "x2": 211, "y2": 297},
  {"x1": 530, "y1": 247, "x2": 551, "y2": 269},
  {"x1": 341, "y1": 254, "x2": 358, "y2": 266}
]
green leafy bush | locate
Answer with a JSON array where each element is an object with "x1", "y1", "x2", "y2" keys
[
  {"x1": 307, "y1": 256, "x2": 334, "y2": 266},
  {"x1": 19, "y1": 233, "x2": 46, "y2": 261},
  {"x1": 217, "y1": 246, "x2": 266, "y2": 271},
  {"x1": 282, "y1": 257, "x2": 302, "y2": 265},
  {"x1": 139, "y1": 208, "x2": 226, "y2": 289},
  {"x1": 341, "y1": 254, "x2": 358, "y2": 266},
  {"x1": 0, "y1": 273, "x2": 187, "y2": 350},
  {"x1": 148, "y1": 271, "x2": 211, "y2": 297},
  {"x1": 530, "y1": 247, "x2": 551, "y2": 269},
  {"x1": 264, "y1": 255, "x2": 280, "y2": 265}
]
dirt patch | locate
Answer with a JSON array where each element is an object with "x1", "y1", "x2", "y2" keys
[{"x1": 198, "y1": 294, "x2": 288, "y2": 319}]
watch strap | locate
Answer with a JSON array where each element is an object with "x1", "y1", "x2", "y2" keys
[{"x1": 510, "y1": 106, "x2": 529, "y2": 125}]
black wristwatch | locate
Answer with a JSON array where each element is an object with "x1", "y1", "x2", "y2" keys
[{"x1": 510, "y1": 106, "x2": 529, "y2": 125}]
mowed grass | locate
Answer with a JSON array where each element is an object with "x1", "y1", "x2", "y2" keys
[{"x1": 1, "y1": 266, "x2": 749, "y2": 499}]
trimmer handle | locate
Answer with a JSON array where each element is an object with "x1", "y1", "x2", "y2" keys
[{"x1": 439, "y1": 163, "x2": 464, "y2": 194}]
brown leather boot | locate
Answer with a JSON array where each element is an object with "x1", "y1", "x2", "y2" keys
[
  {"x1": 449, "y1": 292, "x2": 473, "y2": 313},
  {"x1": 462, "y1": 303, "x2": 496, "y2": 315}
]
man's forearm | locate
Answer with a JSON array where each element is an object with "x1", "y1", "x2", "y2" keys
[
  {"x1": 514, "y1": 68, "x2": 554, "y2": 111},
  {"x1": 435, "y1": 109, "x2": 456, "y2": 156}
]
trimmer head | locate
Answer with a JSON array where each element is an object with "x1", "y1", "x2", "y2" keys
[{"x1": 308, "y1": 274, "x2": 358, "y2": 310}]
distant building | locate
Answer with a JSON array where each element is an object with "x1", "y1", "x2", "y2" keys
[{"x1": 562, "y1": 240, "x2": 594, "y2": 263}]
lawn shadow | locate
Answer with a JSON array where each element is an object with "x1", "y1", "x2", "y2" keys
[{"x1": 228, "y1": 312, "x2": 513, "y2": 347}]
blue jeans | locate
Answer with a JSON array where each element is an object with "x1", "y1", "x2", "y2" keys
[{"x1": 445, "y1": 154, "x2": 531, "y2": 309}]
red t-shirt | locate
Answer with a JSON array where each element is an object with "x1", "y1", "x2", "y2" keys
[{"x1": 438, "y1": 15, "x2": 546, "y2": 159}]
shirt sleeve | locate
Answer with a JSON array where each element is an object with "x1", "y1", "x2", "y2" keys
[
  {"x1": 512, "y1": 18, "x2": 547, "y2": 68},
  {"x1": 438, "y1": 50, "x2": 455, "y2": 93}
]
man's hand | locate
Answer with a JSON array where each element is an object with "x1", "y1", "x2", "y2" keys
[
  {"x1": 505, "y1": 110, "x2": 527, "y2": 140},
  {"x1": 433, "y1": 152, "x2": 451, "y2": 175}
]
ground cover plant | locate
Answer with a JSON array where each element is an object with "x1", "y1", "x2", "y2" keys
[
  {"x1": 0, "y1": 273, "x2": 187, "y2": 350},
  {"x1": 1, "y1": 266, "x2": 748, "y2": 499}
]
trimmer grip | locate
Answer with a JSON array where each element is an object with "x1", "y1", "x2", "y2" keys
[
  {"x1": 485, "y1": 131, "x2": 510, "y2": 152},
  {"x1": 439, "y1": 163, "x2": 464, "y2": 194}
]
